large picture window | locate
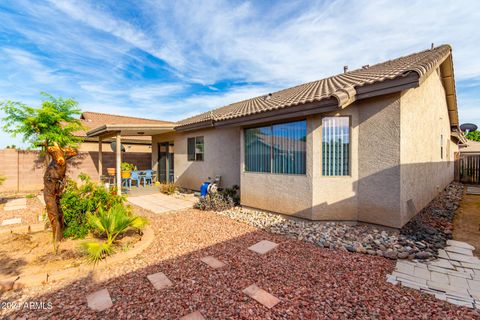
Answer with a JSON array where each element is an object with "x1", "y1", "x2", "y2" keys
[
  {"x1": 187, "y1": 136, "x2": 204, "y2": 161},
  {"x1": 244, "y1": 120, "x2": 306, "y2": 174},
  {"x1": 322, "y1": 117, "x2": 350, "y2": 176}
]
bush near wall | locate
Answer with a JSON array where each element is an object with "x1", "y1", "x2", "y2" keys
[{"x1": 60, "y1": 174, "x2": 125, "y2": 239}]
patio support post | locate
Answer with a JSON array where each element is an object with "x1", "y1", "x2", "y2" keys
[
  {"x1": 98, "y1": 137, "x2": 103, "y2": 181},
  {"x1": 115, "y1": 132, "x2": 122, "y2": 195}
]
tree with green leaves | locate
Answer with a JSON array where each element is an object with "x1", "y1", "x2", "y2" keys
[
  {"x1": 1, "y1": 92, "x2": 84, "y2": 252},
  {"x1": 466, "y1": 130, "x2": 480, "y2": 142}
]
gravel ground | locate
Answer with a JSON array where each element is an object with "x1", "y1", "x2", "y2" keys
[
  {"x1": 2, "y1": 207, "x2": 478, "y2": 319},
  {"x1": 216, "y1": 183, "x2": 464, "y2": 261}
]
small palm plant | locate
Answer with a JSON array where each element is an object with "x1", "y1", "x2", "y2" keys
[{"x1": 81, "y1": 204, "x2": 147, "y2": 265}]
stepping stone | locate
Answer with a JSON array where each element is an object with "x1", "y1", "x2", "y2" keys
[
  {"x1": 242, "y1": 284, "x2": 280, "y2": 309},
  {"x1": 200, "y1": 256, "x2": 226, "y2": 269},
  {"x1": 37, "y1": 195, "x2": 45, "y2": 206},
  {"x1": 445, "y1": 246, "x2": 473, "y2": 256},
  {"x1": 448, "y1": 275, "x2": 469, "y2": 289},
  {"x1": 447, "y1": 252, "x2": 480, "y2": 264},
  {"x1": 248, "y1": 240, "x2": 278, "y2": 255},
  {"x1": 396, "y1": 261, "x2": 415, "y2": 274},
  {"x1": 4, "y1": 198, "x2": 27, "y2": 211},
  {"x1": 431, "y1": 271, "x2": 449, "y2": 283},
  {"x1": 447, "y1": 240, "x2": 475, "y2": 251},
  {"x1": 1, "y1": 217, "x2": 22, "y2": 226},
  {"x1": 86, "y1": 288, "x2": 113, "y2": 311},
  {"x1": 180, "y1": 311, "x2": 206, "y2": 320},
  {"x1": 414, "y1": 266, "x2": 431, "y2": 280},
  {"x1": 147, "y1": 272, "x2": 173, "y2": 290}
]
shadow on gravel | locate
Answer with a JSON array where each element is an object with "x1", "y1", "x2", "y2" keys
[{"x1": 3, "y1": 210, "x2": 479, "y2": 320}]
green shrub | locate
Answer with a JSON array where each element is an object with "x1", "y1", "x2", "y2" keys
[
  {"x1": 194, "y1": 192, "x2": 235, "y2": 211},
  {"x1": 60, "y1": 174, "x2": 125, "y2": 239},
  {"x1": 121, "y1": 162, "x2": 135, "y2": 171},
  {"x1": 159, "y1": 182, "x2": 177, "y2": 195},
  {"x1": 81, "y1": 204, "x2": 147, "y2": 264},
  {"x1": 222, "y1": 185, "x2": 240, "y2": 205},
  {"x1": 25, "y1": 193, "x2": 35, "y2": 199}
]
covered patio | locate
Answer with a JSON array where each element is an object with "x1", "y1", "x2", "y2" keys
[{"x1": 86, "y1": 123, "x2": 175, "y2": 195}]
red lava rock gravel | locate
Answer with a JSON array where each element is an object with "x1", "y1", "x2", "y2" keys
[{"x1": 1, "y1": 207, "x2": 479, "y2": 319}]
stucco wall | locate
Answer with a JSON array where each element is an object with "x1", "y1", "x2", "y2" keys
[
  {"x1": 152, "y1": 127, "x2": 241, "y2": 190},
  {"x1": 240, "y1": 117, "x2": 314, "y2": 219},
  {"x1": 79, "y1": 141, "x2": 151, "y2": 152},
  {"x1": 399, "y1": 69, "x2": 457, "y2": 226},
  {"x1": 357, "y1": 93, "x2": 402, "y2": 227}
]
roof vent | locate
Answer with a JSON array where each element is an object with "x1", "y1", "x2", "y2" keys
[
  {"x1": 431, "y1": 43, "x2": 435, "y2": 50},
  {"x1": 264, "y1": 93, "x2": 272, "y2": 101},
  {"x1": 362, "y1": 64, "x2": 370, "y2": 69},
  {"x1": 343, "y1": 65, "x2": 348, "y2": 73}
]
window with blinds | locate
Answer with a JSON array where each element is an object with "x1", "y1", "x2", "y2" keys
[
  {"x1": 322, "y1": 117, "x2": 350, "y2": 176},
  {"x1": 187, "y1": 136, "x2": 204, "y2": 161},
  {"x1": 244, "y1": 120, "x2": 307, "y2": 174}
]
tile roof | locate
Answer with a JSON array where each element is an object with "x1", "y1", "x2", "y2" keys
[
  {"x1": 177, "y1": 45, "x2": 453, "y2": 129},
  {"x1": 77, "y1": 111, "x2": 175, "y2": 142}
]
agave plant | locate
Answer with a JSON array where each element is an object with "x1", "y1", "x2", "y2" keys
[{"x1": 81, "y1": 204, "x2": 147, "y2": 265}]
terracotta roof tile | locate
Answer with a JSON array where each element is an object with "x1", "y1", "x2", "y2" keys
[
  {"x1": 177, "y1": 45, "x2": 452, "y2": 128},
  {"x1": 77, "y1": 111, "x2": 175, "y2": 142}
]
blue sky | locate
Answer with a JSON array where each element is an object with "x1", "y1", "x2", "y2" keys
[{"x1": 0, "y1": 0, "x2": 479, "y2": 147}]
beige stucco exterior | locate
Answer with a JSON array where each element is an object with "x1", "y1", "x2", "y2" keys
[
  {"x1": 151, "y1": 68, "x2": 457, "y2": 228},
  {"x1": 152, "y1": 127, "x2": 241, "y2": 190},
  {"x1": 78, "y1": 141, "x2": 152, "y2": 153}
]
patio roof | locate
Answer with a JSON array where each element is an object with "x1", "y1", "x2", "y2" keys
[{"x1": 86, "y1": 123, "x2": 176, "y2": 139}]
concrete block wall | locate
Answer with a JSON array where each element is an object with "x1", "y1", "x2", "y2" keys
[{"x1": 0, "y1": 149, "x2": 152, "y2": 193}]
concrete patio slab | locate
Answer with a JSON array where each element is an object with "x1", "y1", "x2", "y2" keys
[
  {"x1": 180, "y1": 311, "x2": 206, "y2": 320},
  {"x1": 147, "y1": 272, "x2": 173, "y2": 290},
  {"x1": 86, "y1": 288, "x2": 113, "y2": 311},
  {"x1": 1, "y1": 217, "x2": 22, "y2": 226},
  {"x1": 201, "y1": 256, "x2": 226, "y2": 269},
  {"x1": 248, "y1": 240, "x2": 278, "y2": 255},
  {"x1": 127, "y1": 192, "x2": 194, "y2": 214},
  {"x1": 243, "y1": 284, "x2": 280, "y2": 309}
]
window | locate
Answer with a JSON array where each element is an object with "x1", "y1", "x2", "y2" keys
[
  {"x1": 244, "y1": 120, "x2": 306, "y2": 174},
  {"x1": 322, "y1": 117, "x2": 350, "y2": 176},
  {"x1": 440, "y1": 134, "x2": 444, "y2": 159},
  {"x1": 187, "y1": 136, "x2": 204, "y2": 161}
]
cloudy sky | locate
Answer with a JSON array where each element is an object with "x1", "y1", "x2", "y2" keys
[{"x1": 0, "y1": 0, "x2": 479, "y2": 147}]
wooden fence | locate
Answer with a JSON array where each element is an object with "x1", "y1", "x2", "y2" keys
[{"x1": 456, "y1": 152, "x2": 480, "y2": 184}]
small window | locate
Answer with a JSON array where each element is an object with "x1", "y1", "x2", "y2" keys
[
  {"x1": 188, "y1": 136, "x2": 204, "y2": 161},
  {"x1": 322, "y1": 117, "x2": 350, "y2": 176},
  {"x1": 440, "y1": 134, "x2": 444, "y2": 160}
]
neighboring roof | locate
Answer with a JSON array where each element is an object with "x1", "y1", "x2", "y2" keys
[
  {"x1": 461, "y1": 140, "x2": 480, "y2": 153},
  {"x1": 176, "y1": 44, "x2": 458, "y2": 131},
  {"x1": 78, "y1": 111, "x2": 175, "y2": 143}
]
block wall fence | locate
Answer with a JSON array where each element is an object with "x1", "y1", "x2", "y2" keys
[{"x1": 0, "y1": 149, "x2": 152, "y2": 193}]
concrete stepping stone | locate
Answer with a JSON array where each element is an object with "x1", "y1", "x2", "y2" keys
[
  {"x1": 447, "y1": 240, "x2": 475, "y2": 251},
  {"x1": 242, "y1": 284, "x2": 280, "y2": 309},
  {"x1": 180, "y1": 311, "x2": 206, "y2": 320},
  {"x1": 86, "y1": 288, "x2": 113, "y2": 311},
  {"x1": 147, "y1": 272, "x2": 173, "y2": 290},
  {"x1": 248, "y1": 240, "x2": 278, "y2": 255},
  {"x1": 4, "y1": 198, "x2": 27, "y2": 211},
  {"x1": 200, "y1": 256, "x2": 226, "y2": 269},
  {"x1": 1, "y1": 217, "x2": 22, "y2": 226}
]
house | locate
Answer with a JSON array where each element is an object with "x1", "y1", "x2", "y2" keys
[{"x1": 87, "y1": 44, "x2": 465, "y2": 228}]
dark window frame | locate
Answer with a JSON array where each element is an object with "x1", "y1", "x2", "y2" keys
[
  {"x1": 321, "y1": 116, "x2": 351, "y2": 177},
  {"x1": 187, "y1": 136, "x2": 204, "y2": 162}
]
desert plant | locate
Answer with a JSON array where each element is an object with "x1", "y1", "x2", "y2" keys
[
  {"x1": 1, "y1": 92, "x2": 84, "y2": 252},
  {"x1": 222, "y1": 185, "x2": 240, "y2": 205},
  {"x1": 194, "y1": 192, "x2": 235, "y2": 211},
  {"x1": 159, "y1": 182, "x2": 177, "y2": 195},
  {"x1": 0, "y1": 175, "x2": 5, "y2": 186},
  {"x1": 60, "y1": 174, "x2": 125, "y2": 239},
  {"x1": 81, "y1": 204, "x2": 147, "y2": 264}
]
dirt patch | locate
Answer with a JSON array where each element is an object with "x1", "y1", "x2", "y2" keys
[
  {"x1": 453, "y1": 192, "x2": 480, "y2": 256},
  {"x1": 0, "y1": 227, "x2": 142, "y2": 283}
]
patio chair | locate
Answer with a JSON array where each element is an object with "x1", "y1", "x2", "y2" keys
[
  {"x1": 141, "y1": 170, "x2": 153, "y2": 187},
  {"x1": 130, "y1": 170, "x2": 141, "y2": 188}
]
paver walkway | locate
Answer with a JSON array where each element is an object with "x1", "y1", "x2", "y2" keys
[
  {"x1": 127, "y1": 193, "x2": 195, "y2": 214},
  {"x1": 388, "y1": 239, "x2": 480, "y2": 309},
  {"x1": 3, "y1": 198, "x2": 26, "y2": 211},
  {"x1": 86, "y1": 289, "x2": 113, "y2": 312}
]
